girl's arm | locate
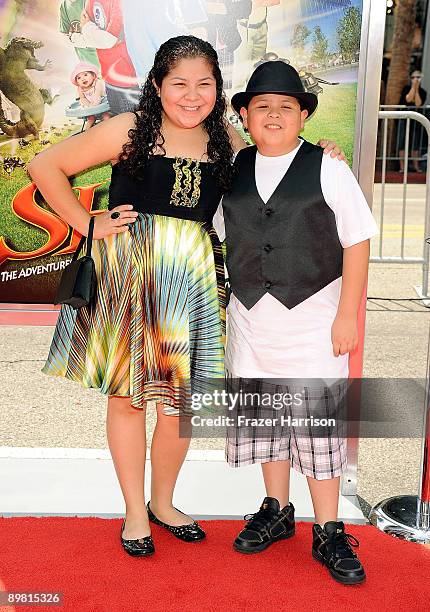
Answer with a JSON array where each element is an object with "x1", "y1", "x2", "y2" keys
[
  {"x1": 27, "y1": 112, "x2": 138, "y2": 238},
  {"x1": 331, "y1": 240, "x2": 370, "y2": 357}
]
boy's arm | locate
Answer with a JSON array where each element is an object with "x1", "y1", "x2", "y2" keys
[
  {"x1": 321, "y1": 155, "x2": 378, "y2": 357},
  {"x1": 331, "y1": 240, "x2": 370, "y2": 357}
]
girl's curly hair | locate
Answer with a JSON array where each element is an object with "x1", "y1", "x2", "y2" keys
[{"x1": 119, "y1": 35, "x2": 235, "y2": 193}]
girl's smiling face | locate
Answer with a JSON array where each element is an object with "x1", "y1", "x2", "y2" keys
[
  {"x1": 156, "y1": 57, "x2": 217, "y2": 129},
  {"x1": 240, "y1": 94, "x2": 308, "y2": 154}
]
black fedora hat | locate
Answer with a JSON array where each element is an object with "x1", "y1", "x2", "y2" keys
[{"x1": 231, "y1": 61, "x2": 318, "y2": 117}]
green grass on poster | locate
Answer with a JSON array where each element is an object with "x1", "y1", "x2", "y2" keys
[
  {"x1": 0, "y1": 126, "x2": 110, "y2": 252},
  {"x1": 303, "y1": 83, "x2": 357, "y2": 165}
]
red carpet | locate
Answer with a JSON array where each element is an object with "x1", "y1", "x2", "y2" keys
[{"x1": 1, "y1": 518, "x2": 430, "y2": 612}]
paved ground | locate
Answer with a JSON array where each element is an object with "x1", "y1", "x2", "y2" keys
[{"x1": 1, "y1": 183, "x2": 429, "y2": 514}]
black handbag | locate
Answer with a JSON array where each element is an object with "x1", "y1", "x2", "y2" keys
[{"x1": 54, "y1": 216, "x2": 96, "y2": 310}]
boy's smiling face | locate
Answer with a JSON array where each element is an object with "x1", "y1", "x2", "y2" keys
[{"x1": 240, "y1": 93, "x2": 308, "y2": 156}]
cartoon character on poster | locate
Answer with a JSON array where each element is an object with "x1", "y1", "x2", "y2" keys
[
  {"x1": 78, "y1": 0, "x2": 140, "y2": 114},
  {"x1": 59, "y1": 0, "x2": 100, "y2": 66},
  {"x1": 232, "y1": 0, "x2": 280, "y2": 95}
]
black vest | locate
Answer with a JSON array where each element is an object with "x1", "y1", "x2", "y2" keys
[{"x1": 223, "y1": 140, "x2": 343, "y2": 310}]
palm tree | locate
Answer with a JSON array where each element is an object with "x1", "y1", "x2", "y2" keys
[
  {"x1": 385, "y1": 0, "x2": 417, "y2": 106},
  {"x1": 384, "y1": 0, "x2": 418, "y2": 168}
]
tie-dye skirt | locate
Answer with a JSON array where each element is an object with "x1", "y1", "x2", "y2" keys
[{"x1": 42, "y1": 214, "x2": 226, "y2": 416}]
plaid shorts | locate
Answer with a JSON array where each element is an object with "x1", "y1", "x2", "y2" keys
[{"x1": 225, "y1": 375, "x2": 348, "y2": 480}]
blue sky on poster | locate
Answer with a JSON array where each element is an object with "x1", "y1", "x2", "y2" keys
[
  {"x1": 300, "y1": 0, "x2": 363, "y2": 54},
  {"x1": 267, "y1": 0, "x2": 363, "y2": 61}
]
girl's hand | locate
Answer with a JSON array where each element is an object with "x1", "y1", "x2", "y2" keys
[
  {"x1": 317, "y1": 140, "x2": 346, "y2": 161},
  {"x1": 92, "y1": 205, "x2": 138, "y2": 239},
  {"x1": 331, "y1": 313, "x2": 358, "y2": 357}
]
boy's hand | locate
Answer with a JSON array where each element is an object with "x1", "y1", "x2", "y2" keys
[
  {"x1": 317, "y1": 140, "x2": 346, "y2": 161},
  {"x1": 331, "y1": 313, "x2": 358, "y2": 357}
]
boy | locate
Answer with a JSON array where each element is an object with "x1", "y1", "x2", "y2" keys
[{"x1": 217, "y1": 61, "x2": 378, "y2": 585}]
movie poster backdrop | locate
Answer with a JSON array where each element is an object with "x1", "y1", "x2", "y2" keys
[{"x1": 0, "y1": 0, "x2": 363, "y2": 303}]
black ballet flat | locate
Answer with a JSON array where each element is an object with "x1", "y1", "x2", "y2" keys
[
  {"x1": 147, "y1": 501, "x2": 206, "y2": 542},
  {"x1": 120, "y1": 519, "x2": 155, "y2": 557}
]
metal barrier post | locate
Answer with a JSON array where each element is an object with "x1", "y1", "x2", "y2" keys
[
  {"x1": 374, "y1": 110, "x2": 430, "y2": 299},
  {"x1": 369, "y1": 327, "x2": 430, "y2": 542},
  {"x1": 340, "y1": 0, "x2": 386, "y2": 499}
]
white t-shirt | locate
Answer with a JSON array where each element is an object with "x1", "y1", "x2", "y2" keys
[{"x1": 213, "y1": 140, "x2": 379, "y2": 379}]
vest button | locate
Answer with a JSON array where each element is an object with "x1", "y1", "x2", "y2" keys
[
  {"x1": 265, "y1": 208, "x2": 273, "y2": 216},
  {"x1": 263, "y1": 244, "x2": 273, "y2": 252},
  {"x1": 264, "y1": 281, "x2": 272, "y2": 289}
]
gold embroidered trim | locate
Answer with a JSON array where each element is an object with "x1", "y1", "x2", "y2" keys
[{"x1": 170, "y1": 157, "x2": 201, "y2": 208}]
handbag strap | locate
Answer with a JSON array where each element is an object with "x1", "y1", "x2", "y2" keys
[
  {"x1": 71, "y1": 216, "x2": 95, "y2": 262},
  {"x1": 86, "y1": 215, "x2": 95, "y2": 257}
]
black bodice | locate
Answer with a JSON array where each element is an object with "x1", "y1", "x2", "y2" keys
[{"x1": 108, "y1": 156, "x2": 223, "y2": 222}]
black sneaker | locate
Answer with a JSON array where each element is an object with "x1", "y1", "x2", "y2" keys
[
  {"x1": 233, "y1": 497, "x2": 295, "y2": 554},
  {"x1": 312, "y1": 521, "x2": 366, "y2": 585}
]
